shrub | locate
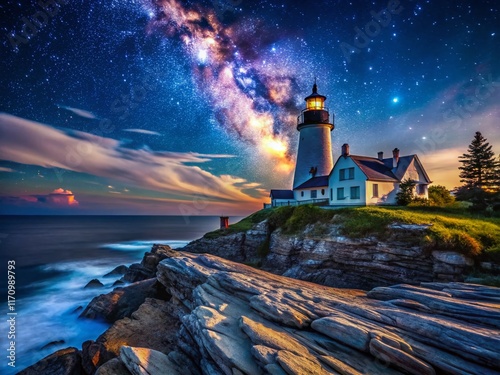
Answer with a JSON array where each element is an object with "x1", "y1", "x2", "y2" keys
[
  {"x1": 408, "y1": 197, "x2": 430, "y2": 207},
  {"x1": 428, "y1": 185, "x2": 455, "y2": 206},
  {"x1": 396, "y1": 179, "x2": 416, "y2": 206}
]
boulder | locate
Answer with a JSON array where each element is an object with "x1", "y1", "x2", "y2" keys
[
  {"x1": 122, "y1": 245, "x2": 175, "y2": 283},
  {"x1": 122, "y1": 264, "x2": 151, "y2": 283},
  {"x1": 95, "y1": 358, "x2": 131, "y2": 375},
  {"x1": 40, "y1": 340, "x2": 66, "y2": 351},
  {"x1": 120, "y1": 346, "x2": 183, "y2": 375},
  {"x1": 84, "y1": 298, "x2": 181, "y2": 372},
  {"x1": 80, "y1": 279, "x2": 169, "y2": 322},
  {"x1": 104, "y1": 265, "x2": 129, "y2": 278},
  {"x1": 18, "y1": 347, "x2": 82, "y2": 375},
  {"x1": 432, "y1": 251, "x2": 474, "y2": 266},
  {"x1": 85, "y1": 279, "x2": 104, "y2": 289}
]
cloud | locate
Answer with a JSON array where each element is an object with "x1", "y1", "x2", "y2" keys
[
  {"x1": 0, "y1": 167, "x2": 15, "y2": 172},
  {"x1": 0, "y1": 113, "x2": 263, "y2": 205},
  {"x1": 123, "y1": 128, "x2": 162, "y2": 136},
  {"x1": 45, "y1": 188, "x2": 79, "y2": 206},
  {"x1": 57, "y1": 104, "x2": 98, "y2": 119},
  {"x1": 1, "y1": 188, "x2": 79, "y2": 208}
]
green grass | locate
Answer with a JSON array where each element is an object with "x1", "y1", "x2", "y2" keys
[
  {"x1": 333, "y1": 206, "x2": 500, "y2": 258},
  {"x1": 206, "y1": 205, "x2": 500, "y2": 260}
]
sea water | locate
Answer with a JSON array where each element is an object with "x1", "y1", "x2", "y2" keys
[{"x1": 0, "y1": 215, "x2": 226, "y2": 374}]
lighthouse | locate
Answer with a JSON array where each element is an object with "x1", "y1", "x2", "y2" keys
[{"x1": 292, "y1": 82, "x2": 334, "y2": 189}]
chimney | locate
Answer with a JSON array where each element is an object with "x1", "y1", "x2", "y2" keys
[
  {"x1": 341, "y1": 143, "x2": 350, "y2": 157},
  {"x1": 377, "y1": 151, "x2": 383, "y2": 161},
  {"x1": 392, "y1": 148, "x2": 400, "y2": 168}
]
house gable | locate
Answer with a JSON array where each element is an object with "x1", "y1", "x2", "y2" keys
[{"x1": 329, "y1": 156, "x2": 367, "y2": 205}]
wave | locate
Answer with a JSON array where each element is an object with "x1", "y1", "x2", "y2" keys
[
  {"x1": 0, "y1": 239, "x2": 189, "y2": 374},
  {"x1": 100, "y1": 239, "x2": 189, "y2": 252}
]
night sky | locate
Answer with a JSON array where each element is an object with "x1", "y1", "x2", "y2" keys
[{"x1": 0, "y1": 0, "x2": 499, "y2": 215}]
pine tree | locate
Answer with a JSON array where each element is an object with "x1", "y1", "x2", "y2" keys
[{"x1": 458, "y1": 132, "x2": 497, "y2": 190}]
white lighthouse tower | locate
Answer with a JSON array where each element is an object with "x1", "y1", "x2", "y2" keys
[{"x1": 292, "y1": 82, "x2": 334, "y2": 189}]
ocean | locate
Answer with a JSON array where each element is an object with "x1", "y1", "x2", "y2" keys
[{"x1": 0, "y1": 215, "x2": 228, "y2": 374}]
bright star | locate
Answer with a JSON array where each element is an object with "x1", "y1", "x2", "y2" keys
[
  {"x1": 392, "y1": 97, "x2": 399, "y2": 103},
  {"x1": 197, "y1": 49, "x2": 208, "y2": 64}
]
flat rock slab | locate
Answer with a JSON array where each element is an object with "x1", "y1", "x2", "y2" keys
[{"x1": 154, "y1": 250, "x2": 500, "y2": 375}]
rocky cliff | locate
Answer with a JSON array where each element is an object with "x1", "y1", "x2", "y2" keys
[
  {"x1": 20, "y1": 249, "x2": 500, "y2": 375},
  {"x1": 183, "y1": 220, "x2": 476, "y2": 290}
]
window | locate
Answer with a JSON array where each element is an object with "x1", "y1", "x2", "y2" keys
[
  {"x1": 337, "y1": 188, "x2": 345, "y2": 200},
  {"x1": 339, "y1": 167, "x2": 354, "y2": 181},
  {"x1": 351, "y1": 186, "x2": 360, "y2": 199},
  {"x1": 321, "y1": 188, "x2": 325, "y2": 195},
  {"x1": 311, "y1": 190, "x2": 317, "y2": 199},
  {"x1": 417, "y1": 184, "x2": 426, "y2": 195},
  {"x1": 330, "y1": 188, "x2": 333, "y2": 200},
  {"x1": 373, "y1": 184, "x2": 379, "y2": 198},
  {"x1": 301, "y1": 191, "x2": 304, "y2": 197}
]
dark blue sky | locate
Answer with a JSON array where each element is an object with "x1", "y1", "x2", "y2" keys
[{"x1": 0, "y1": 0, "x2": 499, "y2": 214}]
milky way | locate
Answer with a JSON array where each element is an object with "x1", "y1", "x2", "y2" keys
[{"x1": 149, "y1": 0, "x2": 302, "y2": 172}]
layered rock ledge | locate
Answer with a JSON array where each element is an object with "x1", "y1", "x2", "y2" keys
[
  {"x1": 23, "y1": 249, "x2": 500, "y2": 375},
  {"x1": 183, "y1": 220, "x2": 479, "y2": 290}
]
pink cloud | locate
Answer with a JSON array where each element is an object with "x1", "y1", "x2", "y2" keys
[
  {"x1": 46, "y1": 188, "x2": 79, "y2": 206},
  {"x1": 3, "y1": 188, "x2": 79, "y2": 208}
]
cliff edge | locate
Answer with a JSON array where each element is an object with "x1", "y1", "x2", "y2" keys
[{"x1": 182, "y1": 206, "x2": 500, "y2": 290}]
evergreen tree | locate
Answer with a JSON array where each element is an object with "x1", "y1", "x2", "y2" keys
[
  {"x1": 458, "y1": 132, "x2": 497, "y2": 190},
  {"x1": 396, "y1": 178, "x2": 416, "y2": 206}
]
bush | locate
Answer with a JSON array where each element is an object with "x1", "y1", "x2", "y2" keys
[
  {"x1": 408, "y1": 197, "x2": 430, "y2": 207},
  {"x1": 396, "y1": 179, "x2": 416, "y2": 206},
  {"x1": 428, "y1": 185, "x2": 455, "y2": 206}
]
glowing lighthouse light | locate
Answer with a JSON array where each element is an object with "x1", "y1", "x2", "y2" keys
[{"x1": 306, "y1": 94, "x2": 325, "y2": 110}]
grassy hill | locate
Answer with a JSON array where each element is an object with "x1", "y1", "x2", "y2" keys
[{"x1": 206, "y1": 205, "x2": 500, "y2": 261}]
